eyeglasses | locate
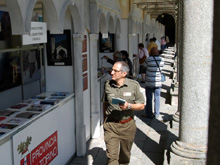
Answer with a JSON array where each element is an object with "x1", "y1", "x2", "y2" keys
[{"x1": 111, "y1": 69, "x2": 122, "y2": 73}]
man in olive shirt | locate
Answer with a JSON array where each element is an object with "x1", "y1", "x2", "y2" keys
[{"x1": 102, "y1": 61, "x2": 145, "y2": 165}]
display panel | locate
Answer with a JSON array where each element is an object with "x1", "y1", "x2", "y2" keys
[
  {"x1": 46, "y1": 30, "x2": 72, "y2": 66},
  {"x1": 99, "y1": 33, "x2": 114, "y2": 53},
  {"x1": 0, "y1": 52, "x2": 21, "y2": 92}
]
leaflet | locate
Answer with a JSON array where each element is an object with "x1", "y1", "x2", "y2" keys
[{"x1": 112, "y1": 97, "x2": 126, "y2": 104}]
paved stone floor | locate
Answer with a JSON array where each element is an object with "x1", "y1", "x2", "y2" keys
[{"x1": 68, "y1": 48, "x2": 178, "y2": 165}]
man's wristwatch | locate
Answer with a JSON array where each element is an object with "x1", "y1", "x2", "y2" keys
[{"x1": 128, "y1": 103, "x2": 131, "y2": 110}]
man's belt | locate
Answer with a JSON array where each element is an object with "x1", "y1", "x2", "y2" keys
[{"x1": 106, "y1": 116, "x2": 133, "y2": 124}]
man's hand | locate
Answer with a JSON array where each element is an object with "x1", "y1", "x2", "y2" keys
[
  {"x1": 103, "y1": 55, "x2": 109, "y2": 60},
  {"x1": 119, "y1": 101, "x2": 129, "y2": 110}
]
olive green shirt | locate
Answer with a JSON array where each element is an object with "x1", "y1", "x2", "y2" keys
[{"x1": 102, "y1": 78, "x2": 145, "y2": 120}]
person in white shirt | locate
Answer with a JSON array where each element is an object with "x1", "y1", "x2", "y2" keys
[
  {"x1": 153, "y1": 37, "x2": 161, "y2": 52},
  {"x1": 137, "y1": 43, "x2": 149, "y2": 83}
]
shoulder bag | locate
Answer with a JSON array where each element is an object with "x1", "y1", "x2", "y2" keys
[
  {"x1": 153, "y1": 56, "x2": 166, "y2": 82},
  {"x1": 139, "y1": 50, "x2": 146, "y2": 64}
]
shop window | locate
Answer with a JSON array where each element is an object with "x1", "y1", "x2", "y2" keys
[
  {"x1": 0, "y1": 11, "x2": 20, "y2": 49},
  {"x1": 32, "y1": 1, "x2": 44, "y2": 22},
  {"x1": 0, "y1": 51, "x2": 21, "y2": 92}
]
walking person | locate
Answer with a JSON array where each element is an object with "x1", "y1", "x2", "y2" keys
[
  {"x1": 142, "y1": 47, "x2": 164, "y2": 120},
  {"x1": 160, "y1": 36, "x2": 166, "y2": 51},
  {"x1": 137, "y1": 43, "x2": 149, "y2": 83},
  {"x1": 102, "y1": 61, "x2": 145, "y2": 165}
]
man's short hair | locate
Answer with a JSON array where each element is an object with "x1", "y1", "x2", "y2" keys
[
  {"x1": 120, "y1": 50, "x2": 129, "y2": 58},
  {"x1": 138, "y1": 43, "x2": 144, "y2": 48},
  {"x1": 113, "y1": 51, "x2": 122, "y2": 59},
  {"x1": 115, "y1": 61, "x2": 130, "y2": 73}
]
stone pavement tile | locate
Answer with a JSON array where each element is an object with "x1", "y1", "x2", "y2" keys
[
  {"x1": 68, "y1": 156, "x2": 87, "y2": 165},
  {"x1": 135, "y1": 128, "x2": 149, "y2": 141},
  {"x1": 92, "y1": 148, "x2": 107, "y2": 165},
  {"x1": 150, "y1": 119, "x2": 168, "y2": 132},
  {"x1": 141, "y1": 152, "x2": 164, "y2": 165},
  {"x1": 143, "y1": 136, "x2": 165, "y2": 153},
  {"x1": 131, "y1": 142, "x2": 145, "y2": 160},
  {"x1": 87, "y1": 138, "x2": 104, "y2": 150},
  {"x1": 129, "y1": 156, "x2": 142, "y2": 165},
  {"x1": 148, "y1": 131, "x2": 166, "y2": 141}
]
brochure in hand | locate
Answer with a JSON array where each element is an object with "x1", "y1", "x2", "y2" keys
[{"x1": 112, "y1": 97, "x2": 126, "y2": 104}]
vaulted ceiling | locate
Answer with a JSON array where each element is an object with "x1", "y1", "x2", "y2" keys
[{"x1": 133, "y1": 0, "x2": 177, "y2": 19}]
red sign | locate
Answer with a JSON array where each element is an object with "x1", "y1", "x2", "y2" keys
[
  {"x1": 83, "y1": 73, "x2": 88, "y2": 91},
  {"x1": 20, "y1": 153, "x2": 31, "y2": 165},
  {"x1": 82, "y1": 54, "x2": 87, "y2": 72},
  {"x1": 82, "y1": 35, "x2": 87, "y2": 53},
  {"x1": 20, "y1": 131, "x2": 58, "y2": 165}
]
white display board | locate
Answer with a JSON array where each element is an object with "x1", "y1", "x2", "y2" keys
[
  {"x1": 12, "y1": 95, "x2": 75, "y2": 165},
  {"x1": 22, "y1": 22, "x2": 47, "y2": 45}
]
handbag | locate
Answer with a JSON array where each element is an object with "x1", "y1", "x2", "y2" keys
[
  {"x1": 139, "y1": 55, "x2": 146, "y2": 64},
  {"x1": 139, "y1": 50, "x2": 147, "y2": 64},
  {"x1": 153, "y1": 56, "x2": 166, "y2": 82}
]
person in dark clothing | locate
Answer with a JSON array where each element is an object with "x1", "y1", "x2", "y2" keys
[
  {"x1": 103, "y1": 51, "x2": 122, "y2": 65},
  {"x1": 120, "y1": 50, "x2": 133, "y2": 77}
]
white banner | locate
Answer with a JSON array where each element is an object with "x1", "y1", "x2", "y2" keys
[{"x1": 22, "y1": 22, "x2": 47, "y2": 45}]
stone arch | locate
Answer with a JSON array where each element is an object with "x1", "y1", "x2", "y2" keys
[
  {"x1": 156, "y1": 13, "x2": 176, "y2": 44},
  {"x1": 89, "y1": 1, "x2": 99, "y2": 33},
  {"x1": 107, "y1": 14, "x2": 114, "y2": 33},
  {"x1": 41, "y1": 0, "x2": 60, "y2": 33},
  {"x1": 98, "y1": 11, "x2": 107, "y2": 33},
  {"x1": 42, "y1": 0, "x2": 74, "y2": 34},
  {"x1": 59, "y1": 1, "x2": 72, "y2": 32},
  {"x1": 115, "y1": 17, "x2": 121, "y2": 34},
  {"x1": 6, "y1": 0, "x2": 36, "y2": 34},
  {"x1": 68, "y1": 4, "x2": 82, "y2": 34}
]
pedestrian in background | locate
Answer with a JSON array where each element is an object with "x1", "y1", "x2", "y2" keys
[
  {"x1": 137, "y1": 43, "x2": 149, "y2": 83},
  {"x1": 142, "y1": 47, "x2": 164, "y2": 120}
]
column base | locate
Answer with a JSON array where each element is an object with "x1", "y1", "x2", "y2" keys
[
  {"x1": 169, "y1": 151, "x2": 206, "y2": 165},
  {"x1": 169, "y1": 141, "x2": 206, "y2": 165},
  {"x1": 91, "y1": 112, "x2": 100, "y2": 138},
  {"x1": 172, "y1": 111, "x2": 180, "y2": 122}
]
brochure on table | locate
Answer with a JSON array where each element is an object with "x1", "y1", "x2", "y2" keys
[{"x1": 0, "y1": 92, "x2": 72, "y2": 139}]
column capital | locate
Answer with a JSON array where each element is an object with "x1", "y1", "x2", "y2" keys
[
  {"x1": 73, "y1": 34, "x2": 84, "y2": 41},
  {"x1": 89, "y1": 33, "x2": 99, "y2": 40},
  {"x1": 128, "y1": 33, "x2": 135, "y2": 38},
  {"x1": 116, "y1": 34, "x2": 120, "y2": 39},
  {"x1": 173, "y1": 110, "x2": 180, "y2": 122}
]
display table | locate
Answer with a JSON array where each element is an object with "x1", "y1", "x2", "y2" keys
[{"x1": 0, "y1": 92, "x2": 75, "y2": 165}]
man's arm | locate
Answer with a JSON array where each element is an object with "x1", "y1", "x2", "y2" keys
[{"x1": 119, "y1": 101, "x2": 144, "y2": 111}]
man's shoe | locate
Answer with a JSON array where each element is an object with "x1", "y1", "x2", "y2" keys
[{"x1": 155, "y1": 115, "x2": 164, "y2": 122}]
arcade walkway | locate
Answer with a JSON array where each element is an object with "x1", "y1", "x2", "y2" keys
[{"x1": 68, "y1": 48, "x2": 178, "y2": 165}]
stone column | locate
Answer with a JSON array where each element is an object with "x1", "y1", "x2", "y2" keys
[
  {"x1": 89, "y1": 33, "x2": 100, "y2": 138},
  {"x1": 128, "y1": 33, "x2": 139, "y2": 78},
  {"x1": 115, "y1": 33, "x2": 121, "y2": 51},
  {"x1": 73, "y1": 34, "x2": 86, "y2": 156},
  {"x1": 172, "y1": 0, "x2": 182, "y2": 122},
  {"x1": 170, "y1": 0, "x2": 213, "y2": 164},
  {"x1": 207, "y1": 0, "x2": 220, "y2": 164}
]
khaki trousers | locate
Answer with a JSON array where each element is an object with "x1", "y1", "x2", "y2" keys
[{"x1": 103, "y1": 119, "x2": 136, "y2": 165}]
